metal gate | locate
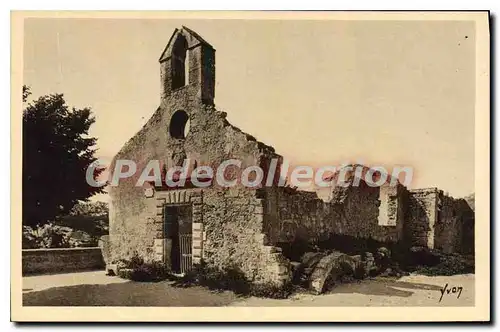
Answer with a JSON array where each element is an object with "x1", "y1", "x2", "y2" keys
[
  {"x1": 179, "y1": 233, "x2": 192, "y2": 274},
  {"x1": 164, "y1": 204, "x2": 192, "y2": 274}
]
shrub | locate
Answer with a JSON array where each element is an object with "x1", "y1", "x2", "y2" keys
[
  {"x1": 128, "y1": 254, "x2": 145, "y2": 269},
  {"x1": 175, "y1": 262, "x2": 249, "y2": 294},
  {"x1": 415, "y1": 253, "x2": 474, "y2": 276},
  {"x1": 22, "y1": 224, "x2": 71, "y2": 248},
  {"x1": 117, "y1": 268, "x2": 134, "y2": 280},
  {"x1": 129, "y1": 261, "x2": 170, "y2": 282},
  {"x1": 116, "y1": 253, "x2": 170, "y2": 282},
  {"x1": 249, "y1": 282, "x2": 293, "y2": 299}
]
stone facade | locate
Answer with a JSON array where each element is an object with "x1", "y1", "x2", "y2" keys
[
  {"x1": 405, "y1": 188, "x2": 437, "y2": 248},
  {"x1": 109, "y1": 27, "x2": 474, "y2": 287},
  {"x1": 406, "y1": 188, "x2": 474, "y2": 254},
  {"x1": 108, "y1": 27, "x2": 290, "y2": 286}
]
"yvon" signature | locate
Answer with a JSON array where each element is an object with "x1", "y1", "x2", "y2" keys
[{"x1": 439, "y1": 283, "x2": 463, "y2": 302}]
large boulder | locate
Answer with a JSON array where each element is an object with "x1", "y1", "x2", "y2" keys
[
  {"x1": 309, "y1": 251, "x2": 350, "y2": 294},
  {"x1": 293, "y1": 252, "x2": 325, "y2": 285}
]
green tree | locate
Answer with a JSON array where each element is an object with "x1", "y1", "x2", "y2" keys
[
  {"x1": 69, "y1": 201, "x2": 109, "y2": 217},
  {"x1": 22, "y1": 86, "x2": 105, "y2": 227}
]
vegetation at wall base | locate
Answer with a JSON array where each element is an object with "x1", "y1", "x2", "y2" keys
[
  {"x1": 410, "y1": 252, "x2": 475, "y2": 276},
  {"x1": 174, "y1": 262, "x2": 293, "y2": 299},
  {"x1": 133, "y1": 261, "x2": 294, "y2": 299},
  {"x1": 116, "y1": 254, "x2": 171, "y2": 282}
]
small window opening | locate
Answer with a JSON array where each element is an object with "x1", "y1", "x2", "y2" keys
[{"x1": 172, "y1": 36, "x2": 188, "y2": 90}]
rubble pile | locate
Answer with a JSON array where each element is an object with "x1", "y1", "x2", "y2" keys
[{"x1": 291, "y1": 247, "x2": 409, "y2": 294}]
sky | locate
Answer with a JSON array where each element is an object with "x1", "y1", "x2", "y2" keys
[{"x1": 23, "y1": 18, "x2": 476, "y2": 199}]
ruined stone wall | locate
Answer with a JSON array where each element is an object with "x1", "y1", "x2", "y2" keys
[
  {"x1": 406, "y1": 188, "x2": 474, "y2": 254},
  {"x1": 337, "y1": 183, "x2": 404, "y2": 242},
  {"x1": 434, "y1": 192, "x2": 475, "y2": 254},
  {"x1": 266, "y1": 183, "x2": 471, "y2": 256},
  {"x1": 263, "y1": 181, "x2": 405, "y2": 250},
  {"x1": 434, "y1": 194, "x2": 462, "y2": 254},
  {"x1": 461, "y1": 199, "x2": 475, "y2": 255},
  {"x1": 405, "y1": 188, "x2": 437, "y2": 248},
  {"x1": 264, "y1": 187, "x2": 332, "y2": 245}
]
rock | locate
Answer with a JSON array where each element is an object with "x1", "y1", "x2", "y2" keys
[
  {"x1": 106, "y1": 263, "x2": 119, "y2": 276},
  {"x1": 376, "y1": 247, "x2": 391, "y2": 260},
  {"x1": 309, "y1": 251, "x2": 348, "y2": 294},
  {"x1": 294, "y1": 252, "x2": 325, "y2": 284},
  {"x1": 363, "y1": 252, "x2": 377, "y2": 276},
  {"x1": 350, "y1": 255, "x2": 368, "y2": 279}
]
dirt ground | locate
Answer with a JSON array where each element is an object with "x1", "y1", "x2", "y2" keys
[
  {"x1": 22, "y1": 271, "x2": 474, "y2": 307},
  {"x1": 235, "y1": 274, "x2": 474, "y2": 307},
  {"x1": 22, "y1": 271, "x2": 237, "y2": 306}
]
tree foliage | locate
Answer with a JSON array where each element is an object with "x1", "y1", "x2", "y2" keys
[
  {"x1": 69, "y1": 201, "x2": 109, "y2": 217},
  {"x1": 22, "y1": 86, "x2": 104, "y2": 226},
  {"x1": 22, "y1": 223, "x2": 71, "y2": 249}
]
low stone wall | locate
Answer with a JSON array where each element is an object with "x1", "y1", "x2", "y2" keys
[{"x1": 22, "y1": 247, "x2": 105, "y2": 275}]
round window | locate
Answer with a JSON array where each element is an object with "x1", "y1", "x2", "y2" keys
[{"x1": 169, "y1": 110, "x2": 190, "y2": 139}]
